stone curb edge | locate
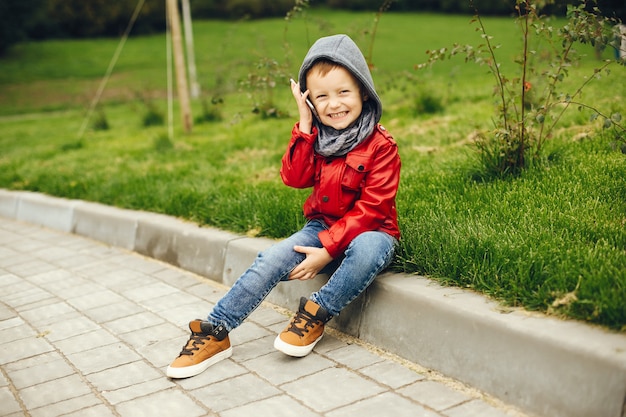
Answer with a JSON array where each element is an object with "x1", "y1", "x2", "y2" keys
[{"x1": 1, "y1": 189, "x2": 624, "y2": 417}]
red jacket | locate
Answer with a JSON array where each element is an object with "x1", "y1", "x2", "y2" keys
[{"x1": 280, "y1": 123, "x2": 401, "y2": 259}]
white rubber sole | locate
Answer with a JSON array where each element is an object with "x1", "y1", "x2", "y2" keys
[
  {"x1": 273, "y1": 334, "x2": 323, "y2": 357},
  {"x1": 166, "y1": 347, "x2": 233, "y2": 379}
]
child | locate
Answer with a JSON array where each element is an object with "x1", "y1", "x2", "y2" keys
[{"x1": 167, "y1": 34, "x2": 401, "y2": 379}]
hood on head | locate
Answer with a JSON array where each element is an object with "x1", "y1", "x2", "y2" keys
[{"x1": 297, "y1": 34, "x2": 382, "y2": 124}]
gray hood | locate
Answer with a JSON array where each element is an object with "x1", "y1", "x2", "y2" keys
[{"x1": 297, "y1": 34, "x2": 382, "y2": 124}]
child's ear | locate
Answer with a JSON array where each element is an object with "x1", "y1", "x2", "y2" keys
[{"x1": 362, "y1": 93, "x2": 369, "y2": 101}]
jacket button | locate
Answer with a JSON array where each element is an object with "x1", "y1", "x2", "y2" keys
[
  {"x1": 322, "y1": 196, "x2": 329, "y2": 202},
  {"x1": 358, "y1": 165, "x2": 365, "y2": 171}
]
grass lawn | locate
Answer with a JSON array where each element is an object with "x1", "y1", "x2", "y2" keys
[{"x1": 0, "y1": 8, "x2": 624, "y2": 330}]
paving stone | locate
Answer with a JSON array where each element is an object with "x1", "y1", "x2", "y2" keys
[
  {"x1": 0, "y1": 333, "x2": 54, "y2": 364},
  {"x1": 7, "y1": 355, "x2": 74, "y2": 389},
  {"x1": 86, "y1": 360, "x2": 162, "y2": 392},
  {"x1": 103, "y1": 311, "x2": 165, "y2": 335},
  {"x1": 281, "y1": 367, "x2": 387, "y2": 413},
  {"x1": 53, "y1": 328, "x2": 119, "y2": 355},
  {"x1": 358, "y1": 358, "x2": 425, "y2": 389},
  {"x1": 102, "y1": 377, "x2": 176, "y2": 405},
  {"x1": 28, "y1": 393, "x2": 102, "y2": 417},
  {"x1": 116, "y1": 389, "x2": 208, "y2": 417},
  {"x1": 19, "y1": 374, "x2": 92, "y2": 410},
  {"x1": 66, "y1": 343, "x2": 141, "y2": 375},
  {"x1": 220, "y1": 394, "x2": 321, "y2": 417},
  {"x1": 192, "y1": 373, "x2": 282, "y2": 413},
  {"x1": 322, "y1": 343, "x2": 386, "y2": 369},
  {"x1": 326, "y1": 391, "x2": 441, "y2": 417},
  {"x1": 243, "y1": 350, "x2": 335, "y2": 385},
  {"x1": 0, "y1": 387, "x2": 22, "y2": 415},
  {"x1": 399, "y1": 380, "x2": 472, "y2": 412},
  {"x1": 42, "y1": 315, "x2": 100, "y2": 342},
  {"x1": 443, "y1": 399, "x2": 519, "y2": 417}
]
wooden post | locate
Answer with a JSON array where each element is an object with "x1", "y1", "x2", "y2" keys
[
  {"x1": 166, "y1": 0, "x2": 192, "y2": 133},
  {"x1": 181, "y1": 0, "x2": 200, "y2": 99}
]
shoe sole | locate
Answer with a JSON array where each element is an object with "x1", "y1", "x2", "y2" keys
[
  {"x1": 166, "y1": 347, "x2": 233, "y2": 379},
  {"x1": 273, "y1": 334, "x2": 323, "y2": 357}
]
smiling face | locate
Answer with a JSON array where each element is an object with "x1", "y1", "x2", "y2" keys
[{"x1": 306, "y1": 64, "x2": 366, "y2": 130}]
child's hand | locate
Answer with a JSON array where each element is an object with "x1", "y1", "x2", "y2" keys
[
  {"x1": 290, "y1": 79, "x2": 314, "y2": 134},
  {"x1": 289, "y1": 245, "x2": 333, "y2": 281}
]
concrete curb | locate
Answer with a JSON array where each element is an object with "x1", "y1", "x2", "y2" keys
[{"x1": 1, "y1": 189, "x2": 624, "y2": 417}]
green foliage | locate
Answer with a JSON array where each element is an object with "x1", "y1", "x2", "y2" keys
[{"x1": 419, "y1": 0, "x2": 625, "y2": 177}]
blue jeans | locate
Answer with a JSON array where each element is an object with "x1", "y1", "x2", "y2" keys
[{"x1": 207, "y1": 219, "x2": 396, "y2": 331}]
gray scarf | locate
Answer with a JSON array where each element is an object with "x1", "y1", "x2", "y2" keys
[{"x1": 314, "y1": 101, "x2": 376, "y2": 157}]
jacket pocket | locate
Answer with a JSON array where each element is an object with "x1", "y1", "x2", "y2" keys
[{"x1": 342, "y1": 152, "x2": 371, "y2": 191}]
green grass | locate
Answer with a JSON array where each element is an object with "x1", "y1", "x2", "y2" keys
[{"x1": 0, "y1": 9, "x2": 625, "y2": 330}]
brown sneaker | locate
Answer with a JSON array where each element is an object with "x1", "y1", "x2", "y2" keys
[
  {"x1": 274, "y1": 297, "x2": 330, "y2": 357},
  {"x1": 166, "y1": 320, "x2": 232, "y2": 379}
]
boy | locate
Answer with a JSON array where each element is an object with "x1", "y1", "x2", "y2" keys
[{"x1": 167, "y1": 34, "x2": 400, "y2": 379}]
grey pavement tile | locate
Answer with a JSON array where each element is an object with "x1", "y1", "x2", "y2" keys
[
  {"x1": 23, "y1": 268, "x2": 76, "y2": 287},
  {"x1": 443, "y1": 399, "x2": 519, "y2": 417},
  {"x1": 32, "y1": 246, "x2": 77, "y2": 263},
  {"x1": 102, "y1": 377, "x2": 175, "y2": 405},
  {"x1": 220, "y1": 394, "x2": 321, "y2": 417},
  {"x1": 60, "y1": 404, "x2": 117, "y2": 417},
  {"x1": 136, "y1": 336, "x2": 184, "y2": 369},
  {"x1": 55, "y1": 253, "x2": 102, "y2": 269},
  {"x1": 0, "y1": 281, "x2": 39, "y2": 302},
  {"x1": 184, "y1": 282, "x2": 226, "y2": 304},
  {"x1": 14, "y1": 294, "x2": 66, "y2": 314},
  {"x1": 42, "y1": 315, "x2": 100, "y2": 342},
  {"x1": 0, "y1": 324, "x2": 43, "y2": 346},
  {"x1": 0, "y1": 253, "x2": 36, "y2": 268},
  {"x1": 358, "y1": 358, "x2": 425, "y2": 389},
  {"x1": 0, "y1": 304, "x2": 17, "y2": 322},
  {"x1": 231, "y1": 334, "x2": 277, "y2": 362},
  {"x1": 103, "y1": 311, "x2": 165, "y2": 335},
  {"x1": 116, "y1": 388, "x2": 208, "y2": 417},
  {"x1": 122, "y1": 282, "x2": 180, "y2": 303},
  {"x1": 229, "y1": 321, "x2": 274, "y2": 346},
  {"x1": 28, "y1": 393, "x2": 103, "y2": 417},
  {"x1": 399, "y1": 380, "x2": 471, "y2": 411},
  {"x1": 116, "y1": 321, "x2": 186, "y2": 350},
  {"x1": 248, "y1": 305, "x2": 289, "y2": 327},
  {"x1": 243, "y1": 350, "x2": 335, "y2": 386},
  {"x1": 67, "y1": 289, "x2": 126, "y2": 311},
  {"x1": 83, "y1": 300, "x2": 145, "y2": 324},
  {"x1": 138, "y1": 291, "x2": 205, "y2": 314},
  {"x1": 97, "y1": 269, "x2": 156, "y2": 292},
  {"x1": 0, "y1": 387, "x2": 22, "y2": 415},
  {"x1": 52, "y1": 328, "x2": 119, "y2": 356},
  {"x1": 19, "y1": 374, "x2": 93, "y2": 410},
  {"x1": 48, "y1": 281, "x2": 104, "y2": 301},
  {"x1": 2, "y1": 286, "x2": 55, "y2": 309},
  {"x1": 120, "y1": 256, "x2": 169, "y2": 275},
  {"x1": 161, "y1": 301, "x2": 215, "y2": 328},
  {"x1": 6, "y1": 260, "x2": 57, "y2": 278},
  {"x1": 327, "y1": 391, "x2": 442, "y2": 417},
  {"x1": 0, "y1": 316, "x2": 25, "y2": 332},
  {"x1": 322, "y1": 343, "x2": 386, "y2": 370},
  {"x1": 85, "y1": 360, "x2": 163, "y2": 392},
  {"x1": 0, "y1": 333, "x2": 54, "y2": 364},
  {"x1": 66, "y1": 342, "x2": 141, "y2": 375},
  {"x1": 18, "y1": 301, "x2": 77, "y2": 327},
  {"x1": 174, "y1": 359, "x2": 248, "y2": 391},
  {"x1": 192, "y1": 373, "x2": 282, "y2": 413},
  {"x1": 7, "y1": 355, "x2": 75, "y2": 389},
  {"x1": 152, "y1": 268, "x2": 204, "y2": 289},
  {"x1": 281, "y1": 367, "x2": 387, "y2": 413}
]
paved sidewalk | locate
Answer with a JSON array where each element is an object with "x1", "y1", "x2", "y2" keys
[{"x1": 0, "y1": 217, "x2": 530, "y2": 417}]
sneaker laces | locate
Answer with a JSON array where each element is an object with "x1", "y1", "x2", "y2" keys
[
  {"x1": 287, "y1": 311, "x2": 321, "y2": 337},
  {"x1": 179, "y1": 331, "x2": 210, "y2": 356}
]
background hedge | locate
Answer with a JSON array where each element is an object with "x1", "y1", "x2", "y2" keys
[{"x1": 1, "y1": 0, "x2": 625, "y2": 55}]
